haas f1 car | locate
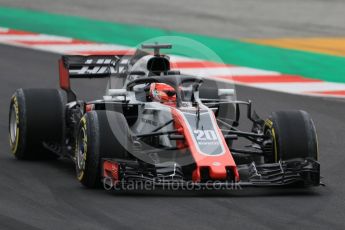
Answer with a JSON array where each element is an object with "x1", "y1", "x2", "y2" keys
[{"x1": 9, "y1": 44, "x2": 321, "y2": 189}]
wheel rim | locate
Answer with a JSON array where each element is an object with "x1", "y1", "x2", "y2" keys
[
  {"x1": 76, "y1": 127, "x2": 87, "y2": 171},
  {"x1": 9, "y1": 106, "x2": 17, "y2": 144}
]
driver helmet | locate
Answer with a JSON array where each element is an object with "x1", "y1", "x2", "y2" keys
[{"x1": 149, "y1": 83, "x2": 176, "y2": 104}]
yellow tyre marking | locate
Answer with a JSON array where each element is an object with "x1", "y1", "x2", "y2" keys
[
  {"x1": 10, "y1": 96, "x2": 20, "y2": 155},
  {"x1": 271, "y1": 128, "x2": 278, "y2": 162},
  {"x1": 77, "y1": 171, "x2": 84, "y2": 181},
  {"x1": 265, "y1": 119, "x2": 278, "y2": 162},
  {"x1": 314, "y1": 125, "x2": 319, "y2": 161},
  {"x1": 265, "y1": 119, "x2": 273, "y2": 128},
  {"x1": 77, "y1": 116, "x2": 87, "y2": 181}
]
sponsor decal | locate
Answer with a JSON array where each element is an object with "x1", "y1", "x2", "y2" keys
[
  {"x1": 70, "y1": 59, "x2": 117, "y2": 75},
  {"x1": 181, "y1": 109, "x2": 225, "y2": 156},
  {"x1": 193, "y1": 130, "x2": 219, "y2": 145}
]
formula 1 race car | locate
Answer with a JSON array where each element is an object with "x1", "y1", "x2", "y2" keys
[{"x1": 9, "y1": 44, "x2": 320, "y2": 189}]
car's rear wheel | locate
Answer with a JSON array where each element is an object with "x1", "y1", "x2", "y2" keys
[
  {"x1": 9, "y1": 88, "x2": 65, "y2": 160},
  {"x1": 263, "y1": 110, "x2": 318, "y2": 163},
  {"x1": 75, "y1": 111, "x2": 132, "y2": 188}
]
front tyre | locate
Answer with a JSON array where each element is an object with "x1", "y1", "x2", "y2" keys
[
  {"x1": 75, "y1": 111, "x2": 132, "y2": 188},
  {"x1": 264, "y1": 110, "x2": 318, "y2": 162},
  {"x1": 263, "y1": 110, "x2": 320, "y2": 186}
]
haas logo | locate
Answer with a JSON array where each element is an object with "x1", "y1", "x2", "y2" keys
[{"x1": 75, "y1": 59, "x2": 117, "y2": 74}]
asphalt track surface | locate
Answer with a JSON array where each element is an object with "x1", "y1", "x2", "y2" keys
[
  {"x1": 1, "y1": 0, "x2": 345, "y2": 38},
  {"x1": 1, "y1": 43, "x2": 345, "y2": 230}
]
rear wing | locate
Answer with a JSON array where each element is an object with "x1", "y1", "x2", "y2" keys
[{"x1": 59, "y1": 55, "x2": 124, "y2": 101}]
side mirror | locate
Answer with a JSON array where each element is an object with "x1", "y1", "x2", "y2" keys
[
  {"x1": 218, "y1": 89, "x2": 235, "y2": 97},
  {"x1": 108, "y1": 89, "x2": 127, "y2": 97}
]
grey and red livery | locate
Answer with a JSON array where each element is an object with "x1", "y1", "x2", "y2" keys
[{"x1": 8, "y1": 44, "x2": 321, "y2": 190}]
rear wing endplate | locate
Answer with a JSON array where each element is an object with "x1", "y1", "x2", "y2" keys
[{"x1": 58, "y1": 55, "x2": 123, "y2": 102}]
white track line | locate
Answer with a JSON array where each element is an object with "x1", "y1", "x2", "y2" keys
[
  {"x1": 0, "y1": 34, "x2": 73, "y2": 42},
  {"x1": 178, "y1": 67, "x2": 280, "y2": 77},
  {"x1": 250, "y1": 82, "x2": 345, "y2": 93},
  {"x1": 0, "y1": 27, "x2": 9, "y2": 32}
]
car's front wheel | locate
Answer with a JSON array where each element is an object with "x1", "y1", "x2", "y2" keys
[
  {"x1": 75, "y1": 111, "x2": 132, "y2": 188},
  {"x1": 263, "y1": 110, "x2": 318, "y2": 163}
]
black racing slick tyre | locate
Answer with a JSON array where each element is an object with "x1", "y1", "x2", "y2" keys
[
  {"x1": 75, "y1": 111, "x2": 132, "y2": 188},
  {"x1": 9, "y1": 88, "x2": 65, "y2": 160},
  {"x1": 264, "y1": 110, "x2": 318, "y2": 163}
]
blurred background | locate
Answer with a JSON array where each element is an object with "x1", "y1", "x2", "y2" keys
[{"x1": 2, "y1": 0, "x2": 345, "y2": 38}]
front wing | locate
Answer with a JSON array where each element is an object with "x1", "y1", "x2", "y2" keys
[{"x1": 102, "y1": 158, "x2": 320, "y2": 189}]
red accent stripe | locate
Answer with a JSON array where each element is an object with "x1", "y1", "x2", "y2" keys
[
  {"x1": 59, "y1": 59, "x2": 70, "y2": 91},
  {"x1": 103, "y1": 160, "x2": 120, "y2": 184},
  {"x1": 217, "y1": 75, "x2": 322, "y2": 83},
  {"x1": 13, "y1": 40, "x2": 93, "y2": 45},
  {"x1": 171, "y1": 61, "x2": 231, "y2": 68},
  {"x1": 0, "y1": 29, "x2": 35, "y2": 35},
  {"x1": 170, "y1": 108, "x2": 238, "y2": 182},
  {"x1": 309, "y1": 90, "x2": 345, "y2": 96}
]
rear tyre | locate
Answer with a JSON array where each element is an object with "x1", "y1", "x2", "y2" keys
[
  {"x1": 75, "y1": 111, "x2": 132, "y2": 188},
  {"x1": 264, "y1": 110, "x2": 318, "y2": 163},
  {"x1": 9, "y1": 88, "x2": 65, "y2": 160}
]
